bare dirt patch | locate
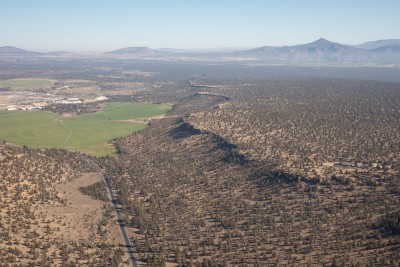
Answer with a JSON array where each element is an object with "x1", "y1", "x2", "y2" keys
[
  {"x1": 33, "y1": 172, "x2": 129, "y2": 265},
  {"x1": 116, "y1": 114, "x2": 180, "y2": 124},
  {"x1": 115, "y1": 114, "x2": 167, "y2": 124},
  {"x1": 35, "y1": 173, "x2": 113, "y2": 242}
]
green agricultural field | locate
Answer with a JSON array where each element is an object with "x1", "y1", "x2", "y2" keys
[
  {"x1": 0, "y1": 78, "x2": 55, "y2": 90},
  {"x1": 0, "y1": 102, "x2": 171, "y2": 156}
]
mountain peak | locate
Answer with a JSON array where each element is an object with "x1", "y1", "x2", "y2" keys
[
  {"x1": 315, "y1": 38, "x2": 330, "y2": 42},
  {"x1": 298, "y1": 38, "x2": 352, "y2": 51},
  {"x1": 309, "y1": 38, "x2": 335, "y2": 46}
]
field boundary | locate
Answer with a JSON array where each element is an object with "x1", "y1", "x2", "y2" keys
[{"x1": 63, "y1": 130, "x2": 73, "y2": 145}]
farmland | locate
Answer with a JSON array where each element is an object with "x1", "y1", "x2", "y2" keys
[
  {"x1": 0, "y1": 102, "x2": 171, "y2": 156},
  {"x1": 0, "y1": 78, "x2": 55, "y2": 90}
]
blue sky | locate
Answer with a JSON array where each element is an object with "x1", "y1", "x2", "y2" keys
[{"x1": 1, "y1": 0, "x2": 399, "y2": 52}]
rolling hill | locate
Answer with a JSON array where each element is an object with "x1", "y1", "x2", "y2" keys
[
  {"x1": 355, "y1": 39, "x2": 400, "y2": 49},
  {"x1": 0, "y1": 46, "x2": 41, "y2": 56},
  {"x1": 103, "y1": 46, "x2": 164, "y2": 57}
]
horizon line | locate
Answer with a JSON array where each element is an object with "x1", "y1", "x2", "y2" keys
[{"x1": 1, "y1": 37, "x2": 400, "y2": 53}]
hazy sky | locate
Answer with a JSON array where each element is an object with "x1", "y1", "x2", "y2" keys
[{"x1": 1, "y1": 0, "x2": 399, "y2": 52}]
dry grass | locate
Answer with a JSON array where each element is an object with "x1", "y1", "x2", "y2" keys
[{"x1": 0, "y1": 146, "x2": 129, "y2": 266}]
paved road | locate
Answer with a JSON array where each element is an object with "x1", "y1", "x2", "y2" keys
[
  {"x1": 84, "y1": 158, "x2": 138, "y2": 267},
  {"x1": 0, "y1": 144, "x2": 138, "y2": 266}
]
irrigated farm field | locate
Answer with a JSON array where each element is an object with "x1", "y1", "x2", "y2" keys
[
  {"x1": 0, "y1": 102, "x2": 171, "y2": 156},
  {"x1": 0, "y1": 78, "x2": 55, "y2": 89}
]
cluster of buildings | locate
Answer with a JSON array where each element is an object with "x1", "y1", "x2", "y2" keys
[
  {"x1": 4, "y1": 96, "x2": 108, "y2": 111},
  {"x1": 6, "y1": 102, "x2": 46, "y2": 111}
]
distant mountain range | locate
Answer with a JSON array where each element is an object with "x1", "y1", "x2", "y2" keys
[
  {"x1": 231, "y1": 38, "x2": 358, "y2": 61},
  {"x1": 230, "y1": 38, "x2": 400, "y2": 63},
  {"x1": 1, "y1": 39, "x2": 400, "y2": 65}
]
